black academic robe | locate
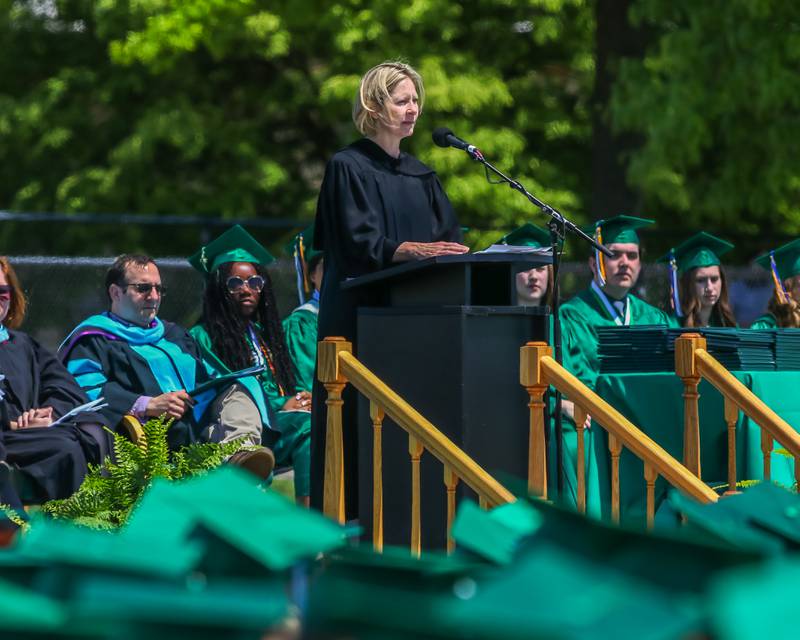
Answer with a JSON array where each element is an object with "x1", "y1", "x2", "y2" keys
[
  {"x1": 60, "y1": 320, "x2": 212, "y2": 449},
  {"x1": 0, "y1": 330, "x2": 104, "y2": 503},
  {"x1": 310, "y1": 138, "x2": 462, "y2": 516}
]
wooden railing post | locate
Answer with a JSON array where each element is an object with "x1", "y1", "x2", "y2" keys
[
  {"x1": 318, "y1": 337, "x2": 351, "y2": 524},
  {"x1": 609, "y1": 433, "x2": 622, "y2": 524},
  {"x1": 676, "y1": 333, "x2": 706, "y2": 479},
  {"x1": 409, "y1": 435, "x2": 424, "y2": 557},
  {"x1": 444, "y1": 466, "x2": 459, "y2": 554},
  {"x1": 644, "y1": 463, "x2": 658, "y2": 530},
  {"x1": 723, "y1": 397, "x2": 739, "y2": 495},
  {"x1": 574, "y1": 405, "x2": 588, "y2": 515},
  {"x1": 520, "y1": 342, "x2": 552, "y2": 499},
  {"x1": 371, "y1": 401, "x2": 385, "y2": 552},
  {"x1": 761, "y1": 428, "x2": 773, "y2": 482}
]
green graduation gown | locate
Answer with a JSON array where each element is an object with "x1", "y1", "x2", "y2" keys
[
  {"x1": 749, "y1": 313, "x2": 777, "y2": 329},
  {"x1": 189, "y1": 324, "x2": 311, "y2": 496},
  {"x1": 282, "y1": 299, "x2": 319, "y2": 392},
  {"x1": 555, "y1": 286, "x2": 674, "y2": 518}
]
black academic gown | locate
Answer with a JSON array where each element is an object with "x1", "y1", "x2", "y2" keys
[
  {"x1": 0, "y1": 330, "x2": 105, "y2": 503},
  {"x1": 310, "y1": 138, "x2": 462, "y2": 516},
  {"x1": 60, "y1": 320, "x2": 212, "y2": 450}
]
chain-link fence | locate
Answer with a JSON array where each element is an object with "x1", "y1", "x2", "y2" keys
[{"x1": 8, "y1": 256, "x2": 775, "y2": 352}]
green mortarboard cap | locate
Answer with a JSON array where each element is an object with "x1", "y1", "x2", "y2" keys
[
  {"x1": 659, "y1": 232, "x2": 734, "y2": 273},
  {"x1": 755, "y1": 238, "x2": 800, "y2": 281},
  {"x1": 494, "y1": 223, "x2": 551, "y2": 249},
  {"x1": 583, "y1": 215, "x2": 655, "y2": 245},
  {"x1": 284, "y1": 224, "x2": 321, "y2": 264},
  {"x1": 188, "y1": 224, "x2": 275, "y2": 275}
]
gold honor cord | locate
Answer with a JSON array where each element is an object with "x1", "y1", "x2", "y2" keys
[{"x1": 594, "y1": 226, "x2": 607, "y2": 287}]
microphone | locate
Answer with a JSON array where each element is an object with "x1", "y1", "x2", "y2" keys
[{"x1": 432, "y1": 127, "x2": 483, "y2": 159}]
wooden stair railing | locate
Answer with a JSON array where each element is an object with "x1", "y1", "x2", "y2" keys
[
  {"x1": 521, "y1": 342, "x2": 718, "y2": 528},
  {"x1": 318, "y1": 337, "x2": 516, "y2": 555},
  {"x1": 676, "y1": 333, "x2": 800, "y2": 492}
]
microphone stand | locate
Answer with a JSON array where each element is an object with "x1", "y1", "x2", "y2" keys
[{"x1": 465, "y1": 147, "x2": 612, "y2": 498}]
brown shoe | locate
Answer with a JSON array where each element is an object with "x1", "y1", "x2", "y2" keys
[{"x1": 228, "y1": 447, "x2": 275, "y2": 480}]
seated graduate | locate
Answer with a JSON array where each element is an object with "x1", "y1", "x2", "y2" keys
[
  {"x1": 751, "y1": 239, "x2": 800, "y2": 329},
  {"x1": 59, "y1": 254, "x2": 275, "y2": 479},
  {"x1": 0, "y1": 257, "x2": 108, "y2": 520},
  {"x1": 560, "y1": 215, "x2": 676, "y2": 392},
  {"x1": 187, "y1": 226, "x2": 311, "y2": 506},
  {"x1": 282, "y1": 224, "x2": 323, "y2": 392},
  {"x1": 494, "y1": 223, "x2": 553, "y2": 307},
  {"x1": 659, "y1": 232, "x2": 737, "y2": 328},
  {"x1": 557, "y1": 216, "x2": 674, "y2": 515}
]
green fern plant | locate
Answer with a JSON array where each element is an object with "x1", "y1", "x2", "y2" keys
[{"x1": 41, "y1": 415, "x2": 246, "y2": 528}]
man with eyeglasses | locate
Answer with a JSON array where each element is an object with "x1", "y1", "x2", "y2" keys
[
  {"x1": 556, "y1": 216, "x2": 676, "y2": 516},
  {"x1": 59, "y1": 254, "x2": 275, "y2": 479}
]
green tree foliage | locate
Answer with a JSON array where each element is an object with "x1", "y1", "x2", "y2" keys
[
  {"x1": 611, "y1": 0, "x2": 800, "y2": 245},
  {"x1": 0, "y1": 0, "x2": 594, "y2": 255}
]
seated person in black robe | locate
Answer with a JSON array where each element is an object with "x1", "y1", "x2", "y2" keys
[
  {"x1": 58, "y1": 254, "x2": 275, "y2": 479},
  {"x1": 0, "y1": 257, "x2": 108, "y2": 530}
]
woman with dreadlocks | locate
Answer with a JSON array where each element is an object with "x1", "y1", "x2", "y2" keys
[{"x1": 188, "y1": 226, "x2": 311, "y2": 506}]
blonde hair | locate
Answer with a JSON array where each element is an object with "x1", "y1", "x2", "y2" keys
[
  {"x1": 352, "y1": 61, "x2": 424, "y2": 136},
  {"x1": 0, "y1": 257, "x2": 27, "y2": 329}
]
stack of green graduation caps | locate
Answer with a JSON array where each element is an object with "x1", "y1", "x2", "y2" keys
[
  {"x1": 772, "y1": 329, "x2": 800, "y2": 369},
  {"x1": 597, "y1": 326, "x2": 673, "y2": 373},
  {"x1": 0, "y1": 466, "x2": 347, "y2": 639},
  {"x1": 307, "y1": 495, "x2": 760, "y2": 639},
  {"x1": 678, "y1": 327, "x2": 775, "y2": 370}
]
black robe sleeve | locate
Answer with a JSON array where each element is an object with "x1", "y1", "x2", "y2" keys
[
  {"x1": 315, "y1": 156, "x2": 401, "y2": 277},
  {"x1": 0, "y1": 332, "x2": 90, "y2": 422},
  {"x1": 30, "y1": 336, "x2": 91, "y2": 420}
]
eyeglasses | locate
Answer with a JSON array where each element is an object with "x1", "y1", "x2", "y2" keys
[
  {"x1": 122, "y1": 282, "x2": 167, "y2": 296},
  {"x1": 226, "y1": 275, "x2": 265, "y2": 294},
  {"x1": 0, "y1": 285, "x2": 12, "y2": 300}
]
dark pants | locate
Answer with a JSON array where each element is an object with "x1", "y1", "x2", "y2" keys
[{"x1": 2, "y1": 422, "x2": 106, "y2": 503}]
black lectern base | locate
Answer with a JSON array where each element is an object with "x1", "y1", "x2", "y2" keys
[{"x1": 357, "y1": 305, "x2": 549, "y2": 550}]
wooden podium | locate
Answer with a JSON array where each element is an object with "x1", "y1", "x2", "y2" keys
[{"x1": 344, "y1": 253, "x2": 551, "y2": 549}]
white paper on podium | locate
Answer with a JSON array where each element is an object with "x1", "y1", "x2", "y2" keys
[{"x1": 476, "y1": 244, "x2": 552, "y2": 255}]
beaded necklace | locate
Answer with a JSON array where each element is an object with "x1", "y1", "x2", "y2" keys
[{"x1": 247, "y1": 324, "x2": 286, "y2": 397}]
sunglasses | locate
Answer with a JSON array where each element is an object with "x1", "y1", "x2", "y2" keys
[
  {"x1": 226, "y1": 275, "x2": 265, "y2": 294},
  {"x1": 122, "y1": 282, "x2": 167, "y2": 296},
  {"x1": 0, "y1": 285, "x2": 12, "y2": 300}
]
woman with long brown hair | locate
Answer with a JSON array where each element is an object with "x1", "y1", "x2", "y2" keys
[
  {"x1": 661, "y1": 232, "x2": 737, "y2": 328},
  {"x1": 752, "y1": 239, "x2": 800, "y2": 329}
]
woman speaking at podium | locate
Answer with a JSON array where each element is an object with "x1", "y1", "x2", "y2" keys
[{"x1": 310, "y1": 61, "x2": 468, "y2": 515}]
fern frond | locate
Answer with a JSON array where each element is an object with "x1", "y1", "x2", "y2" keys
[
  {"x1": 39, "y1": 416, "x2": 251, "y2": 527},
  {"x1": 0, "y1": 503, "x2": 29, "y2": 531}
]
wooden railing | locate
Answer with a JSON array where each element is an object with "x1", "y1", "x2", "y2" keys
[
  {"x1": 318, "y1": 337, "x2": 515, "y2": 555},
  {"x1": 676, "y1": 333, "x2": 800, "y2": 492},
  {"x1": 521, "y1": 342, "x2": 718, "y2": 528}
]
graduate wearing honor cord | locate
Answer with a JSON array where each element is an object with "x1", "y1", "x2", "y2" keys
[
  {"x1": 282, "y1": 225, "x2": 323, "y2": 393},
  {"x1": 751, "y1": 239, "x2": 800, "y2": 329},
  {"x1": 558, "y1": 215, "x2": 675, "y2": 515},
  {"x1": 659, "y1": 232, "x2": 737, "y2": 328}
]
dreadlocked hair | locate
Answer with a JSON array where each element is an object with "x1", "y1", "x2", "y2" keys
[{"x1": 201, "y1": 263, "x2": 297, "y2": 393}]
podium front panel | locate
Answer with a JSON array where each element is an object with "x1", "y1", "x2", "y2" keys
[{"x1": 356, "y1": 306, "x2": 549, "y2": 549}]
